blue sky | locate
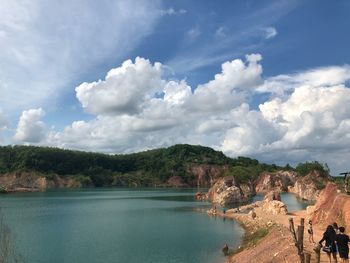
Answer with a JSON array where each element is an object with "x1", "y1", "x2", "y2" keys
[{"x1": 1, "y1": 0, "x2": 350, "y2": 174}]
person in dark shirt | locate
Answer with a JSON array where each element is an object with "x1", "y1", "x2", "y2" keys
[
  {"x1": 320, "y1": 225, "x2": 338, "y2": 263},
  {"x1": 336, "y1": 226, "x2": 349, "y2": 263}
]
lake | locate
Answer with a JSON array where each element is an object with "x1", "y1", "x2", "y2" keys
[{"x1": 0, "y1": 189, "x2": 311, "y2": 263}]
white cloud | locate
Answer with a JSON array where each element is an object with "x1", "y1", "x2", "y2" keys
[
  {"x1": 0, "y1": 0, "x2": 160, "y2": 113},
  {"x1": 76, "y1": 57, "x2": 163, "y2": 115},
  {"x1": 13, "y1": 53, "x2": 350, "y2": 174},
  {"x1": 160, "y1": 8, "x2": 187, "y2": 16},
  {"x1": 190, "y1": 54, "x2": 263, "y2": 111},
  {"x1": 14, "y1": 108, "x2": 46, "y2": 143},
  {"x1": 263, "y1": 27, "x2": 277, "y2": 39},
  {"x1": 221, "y1": 68, "x2": 350, "y2": 173},
  {"x1": 47, "y1": 54, "x2": 264, "y2": 152},
  {"x1": 256, "y1": 65, "x2": 350, "y2": 97},
  {"x1": 163, "y1": 80, "x2": 192, "y2": 105}
]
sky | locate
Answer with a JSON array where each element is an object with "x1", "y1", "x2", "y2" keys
[{"x1": 1, "y1": 0, "x2": 350, "y2": 174}]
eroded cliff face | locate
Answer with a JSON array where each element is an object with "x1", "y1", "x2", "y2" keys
[
  {"x1": 311, "y1": 183, "x2": 350, "y2": 231},
  {"x1": 0, "y1": 172, "x2": 82, "y2": 192},
  {"x1": 207, "y1": 176, "x2": 250, "y2": 206},
  {"x1": 186, "y1": 164, "x2": 229, "y2": 187},
  {"x1": 254, "y1": 171, "x2": 297, "y2": 193},
  {"x1": 288, "y1": 171, "x2": 327, "y2": 201}
]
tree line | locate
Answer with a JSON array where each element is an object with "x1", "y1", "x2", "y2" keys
[{"x1": 0, "y1": 144, "x2": 330, "y2": 187}]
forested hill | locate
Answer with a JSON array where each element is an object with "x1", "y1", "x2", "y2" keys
[{"x1": 0, "y1": 144, "x2": 326, "y2": 187}]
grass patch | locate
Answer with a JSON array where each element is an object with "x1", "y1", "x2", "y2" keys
[{"x1": 229, "y1": 226, "x2": 272, "y2": 256}]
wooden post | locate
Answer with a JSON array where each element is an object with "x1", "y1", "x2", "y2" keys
[
  {"x1": 299, "y1": 218, "x2": 305, "y2": 253},
  {"x1": 289, "y1": 217, "x2": 306, "y2": 263},
  {"x1": 289, "y1": 218, "x2": 298, "y2": 245},
  {"x1": 305, "y1": 253, "x2": 311, "y2": 263},
  {"x1": 314, "y1": 244, "x2": 321, "y2": 263}
]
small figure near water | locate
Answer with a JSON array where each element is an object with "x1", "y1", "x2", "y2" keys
[
  {"x1": 308, "y1": 220, "x2": 315, "y2": 243},
  {"x1": 319, "y1": 225, "x2": 338, "y2": 263},
  {"x1": 336, "y1": 226, "x2": 349, "y2": 263},
  {"x1": 222, "y1": 243, "x2": 229, "y2": 256}
]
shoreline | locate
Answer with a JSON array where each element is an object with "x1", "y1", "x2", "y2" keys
[{"x1": 209, "y1": 202, "x2": 332, "y2": 262}]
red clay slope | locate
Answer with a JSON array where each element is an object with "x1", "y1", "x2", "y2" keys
[{"x1": 311, "y1": 183, "x2": 350, "y2": 230}]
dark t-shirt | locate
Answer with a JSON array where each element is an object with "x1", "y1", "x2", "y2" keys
[{"x1": 336, "y1": 234, "x2": 350, "y2": 252}]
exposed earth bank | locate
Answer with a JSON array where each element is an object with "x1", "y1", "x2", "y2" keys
[
  {"x1": 209, "y1": 183, "x2": 350, "y2": 263},
  {"x1": 0, "y1": 172, "x2": 82, "y2": 192}
]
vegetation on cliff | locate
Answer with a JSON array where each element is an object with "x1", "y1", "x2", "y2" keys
[
  {"x1": 0, "y1": 144, "x2": 332, "y2": 188},
  {"x1": 0, "y1": 144, "x2": 283, "y2": 187},
  {"x1": 295, "y1": 161, "x2": 330, "y2": 178}
]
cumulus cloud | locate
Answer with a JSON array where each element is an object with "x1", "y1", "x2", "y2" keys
[
  {"x1": 47, "y1": 54, "x2": 265, "y2": 152},
  {"x1": 221, "y1": 69, "x2": 350, "y2": 173},
  {"x1": 14, "y1": 108, "x2": 46, "y2": 143},
  {"x1": 190, "y1": 54, "x2": 263, "y2": 111},
  {"x1": 76, "y1": 57, "x2": 163, "y2": 115},
  {"x1": 17, "y1": 54, "x2": 350, "y2": 174},
  {"x1": 256, "y1": 65, "x2": 350, "y2": 97}
]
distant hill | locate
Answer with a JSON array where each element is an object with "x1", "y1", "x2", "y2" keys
[{"x1": 0, "y1": 144, "x2": 330, "y2": 187}]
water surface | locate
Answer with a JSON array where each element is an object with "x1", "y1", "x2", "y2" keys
[
  {"x1": 0, "y1": 188, "x2": 243, "y2": 263},
  {"x1": 0, "y1": 189, "x2": 311, "y2": 263}
]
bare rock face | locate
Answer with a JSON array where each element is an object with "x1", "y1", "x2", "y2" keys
[
  {"x1": 0, "y1": 172, "x2": 83, "y2": 192},
  {"x1": 165, "y1": 176, "x2": 189, "y2": 187},
  {"x1": 207, "y1": 176, "x2": 248, "y2": 206},
  {"x1": 0, "y1": 172, "x2": 48, "y2": 192},
  {"x1": 262, "y1": 200, "x2": 288, "y2": 215},
  {"x1": 264, "y1": 191, "x2": 281, "y2": 201},
  {"x1": 255, "y1": 171, "x2": 297, "y2": 193},
  {"x1": 240, "y1": 182, "x2": 256, "y2": 198},
  {"x1": 311, "y1": 183, "x2": 350, "y2": 231},
  {"x1": 186, "y1": 164, "x2": 229, "y2": 187},
  {"x1": 288, "y1": 171, "x2": 326, "y2": 201}
]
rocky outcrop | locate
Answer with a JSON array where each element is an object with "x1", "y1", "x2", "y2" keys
[
  {"x1": 164, "y1": 176, "x2": 189, "y2": 187},
  {"x1": 240, "y1": 182, "x2": 256, "y2": 198},
  {"x1": 255, "y1": 171, "x2": 297, "y2": 193},
  {"x1": 0, "y1": 172, "x2": 82, "y2": 192},
  {"x1": 226, "y1": 192, "x2": 288, "y2": 216},
  {"x1": 195, "y1": 192, "x2": 207, "y2": 201},
  {"x1": 261, "y1": 200, "x2": 288, "y2": 215},
  {"x1": 264, "y1": 191, "x2": 281, "y2": 202},
  {"x1": 186, "y1": 164, "x2": 229, "y2": 187},
  {"x1": 311, "y1": 183, "x2": 350, "y2": 231},
  {"x1": 288, "y1": 170, "x2": 327, "y2": 201},
  {"x1": 207, "y1": 176, "x2": 249, "y2": 206}
]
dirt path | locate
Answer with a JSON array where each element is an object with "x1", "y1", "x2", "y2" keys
[{"x1": 213, "y1": 207, "x2": 337, "y2": 263}]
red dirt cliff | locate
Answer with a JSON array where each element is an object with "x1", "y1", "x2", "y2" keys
[{"x1": 311, "y1": 183, "x2": 350, "y2": 231}]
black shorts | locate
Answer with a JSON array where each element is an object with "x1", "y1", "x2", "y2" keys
[{"x1": 339, "y1": 249, "x2": 349, "y2": 259}]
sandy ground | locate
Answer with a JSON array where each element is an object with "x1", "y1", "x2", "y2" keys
[{"x1": 213, "y1": 207, "x2": 337, "y2": 263}]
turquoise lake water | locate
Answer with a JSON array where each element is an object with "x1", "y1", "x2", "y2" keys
[{"x1": 0, "y1": 189, "x2": 311, "y2": 263}]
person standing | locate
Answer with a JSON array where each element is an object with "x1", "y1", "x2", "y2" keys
[
  {"x1": 320, "y1": 225, "x2": 338, "y2": 263},
  {"x1": 308, "y1": 220, "x2": 315, "y2": 243},
  {"x1": 334, "y1": 223, "x2": 340, "y2": 234},
  {"x1": 336, "y1": 227, "x2": 349, "y2": 263}
]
